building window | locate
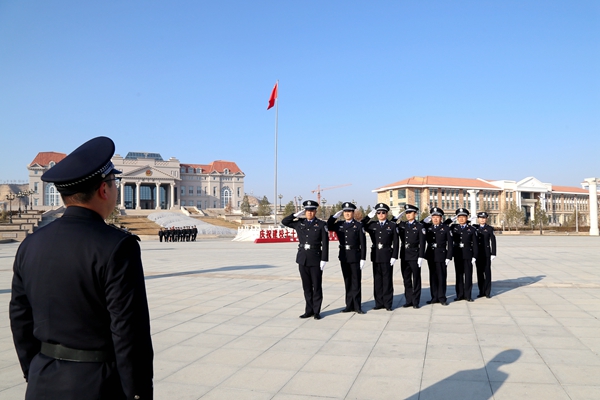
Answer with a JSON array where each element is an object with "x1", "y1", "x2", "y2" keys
[
  {"x1": 34, "y1": 198, "x2": 38, "y2": 206},
  {"x1": 44, "y1": 183, "x2": 60, "y2": 206},
  {"x1": 34, "y1": 182, "x2": 38, "y2": 193},
  {"x1": 189, "y1": 187, "x2": 193, "y2": 195},
  {"x1": 197, "y1": 186, "x2": 202, "y2": 195},
  {"x1": 397, "y1": 189, "x2": 406, "y2": 199},
  {"x1": 415, "y1": 189, "x2": 421, "y2": 209},
  {"x1": 197, "y1": 201, "x2": 202, "y2": 208},
  {"x1": 237, "y1": 187, "x2": 241, "y2": 197},
  {"x1": 181, "y1": 200, "x2": 186, "y2": 206},
  {"x1": 213, "y1": 187, "x2": 216, "y2": 196},
  {"x1": 213, "y1": 201, "x2": 217, "y2": 208},
  {"x1": 224, "y1": 168, "x2": 229, "y2": 174},
  {"x1": 221, "y1": 187, "x2": 232, "y2": 208},
  {"x1": 181, "y1": 186, "x2": 185, "y2": 195}
]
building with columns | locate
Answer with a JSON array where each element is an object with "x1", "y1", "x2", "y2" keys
[
  {"x1": 27, "y1": 150, "x2": 244, "y2": 211},
  {"x1": 373, "y1": 176, "x2": 598, "y2": 227}
]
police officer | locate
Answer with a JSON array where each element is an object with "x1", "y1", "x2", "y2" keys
[
  {"x1": 423, "y1": 207, "x2": 453, "y2": 306},
  {"x1": 397, "y1": 204, "x2": 426, "y2": 309},
  {"x1": 362, "y1": 203, "x2": 399, "y2": 311},
  {"x1": 282, "y1": 200, "x2": 329, "y2": 320},
  {"x1": 327, "y1": 202, "x2": 367, "y2": 314},
  {"x1": 474, "y1": 212, "x2": 497, "y2": 298},
  {"x1": 158, "y1": 228, "x2": 164, "y2": 242},
  {"x1": 9, "y1": 136, "x2": 153, "y2": 399},
  {"x1": 451, "y1": 208, "x2": 479, "y2": 302}
]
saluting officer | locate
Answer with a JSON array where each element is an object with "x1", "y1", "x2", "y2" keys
[
  {"x1": 451, "y1": 208, "x2": 479, "y2": 302},
  {"x1": 397, "y1": 204, "x2": 426, "y2": 309},
  {"x1": 282, "y1": 200, "x2": 329, "y2": 320},
  {"x1": 474, "y1": 212, "x2": 497, "y2": 298},
  {"x1": 9, "y1": 137, "x2": 153, "y2": 399},
  {"x1": 423, "y1": 207, "x2": 453, "y2": 306},
  {"x1": 327, "y1": 202, "x2": 367, "y2": 314},
  {"x1": 362, "y1": 203, "x2": 399, "y2": 311}
]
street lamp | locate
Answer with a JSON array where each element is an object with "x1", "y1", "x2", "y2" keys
[
  {"x1": 5, "y1": 193, "x2": 15, "y2": 223},
  {"x1": 17, "y1": 191, "x2": 26, "y2": 217},
  {"x1": 321, "y1": 198, "x2": 327, "y2": 219},
  {"x1": 297, "y1": 195, "x2": 303, "y2": 212},
  {"x1": 278, "y1": 194, "x2": 283, "y2": 212}
]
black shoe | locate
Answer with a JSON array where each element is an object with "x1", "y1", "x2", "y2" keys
[
  {"x1": 467, "y1": 299, "x2": 474, "y2": 302},
  {"x1": 313, "y1": 314, "x2": 322, "y2": 320},
  {"x1": 385, "y1": 308, "x2": 393, "y2": 311},
  {"x1": 413, "y1": 304, "x2": 420, "y2": 309},
  {"x1": 477, "y1": 294, "x2": 485, "y2": 298},
  {"x1": 454, "y1": 297, "x2": 463, "y2": 302},
  {"x1": 299, "y1": 313, "x2": 314, "y2": 319},
  {"x1": 356, "y1": 309, "x2": 365, "y2": 314},
  {"x1": 426, "y1": 300, "x2": 438, "y2": 305},
  {"x1": 373, "y1": 306, "x2": 383, "y2": 310},
  {"x1": 341, "y1": 308, "x2": 352, "y2": 313},
  {"x1": 402, "y1": 303, "x2": 413, "y2": 308},
  {"x1": 486, "y1": 295, "x2": 491, "y2": 299},
  {"x1": 440, "y1": 301, "x2": 448, "y2": 306}
]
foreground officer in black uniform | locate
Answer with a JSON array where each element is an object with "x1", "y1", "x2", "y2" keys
[
  {"x1": 362, "y1": 203, "x2": 399, "y2": 311},
  {"x1": 327, "y1": 202, "x2": 366, "y2": 314},
  {"x1": 397, "y1": 204, "x2": 426, "y2": 309},
  {"x1": 474, "y1": 212, "x2": 497, "y2": 298},
  {"x1": 450, "y1": 208, "x2": 479, "y2": 302},
  {"x1": 9, "y1": 137, "x2": 153, "y2": 400},
  {"x1": 282, "y1": 200, "x2": 329, "y2": 320},
  {"x1": 423, "y1": 207, "x2": 453, "y2": 306}
]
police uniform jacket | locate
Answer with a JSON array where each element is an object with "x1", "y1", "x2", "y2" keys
[
  {"x1": 475, "y1": 224, "x2": 496, "y2": 258},
  {"x1": 423, "y1": 222, "x2": 454, "y2": 262},
  {"x1": 282, "y1": 213, "x2": 329, "y2": 266},
  {"x1": 397, "y1": 220, "x2": 426, "y2": 261},
  {"x1": 450, "y1": 224, "x2": 479, "y2": 260},
  {"x1": 10, "y1": 206, "x2": 153, "y2": 399},
  {"x1": 327, "y1": 217, "x2": 366, "y2": 263},
  {"x1": 361, "y1": 217, "x2": 399, "y2": 263}
]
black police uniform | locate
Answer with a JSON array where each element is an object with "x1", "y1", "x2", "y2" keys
[
  {"x1": 397, "y1": 206, "x2": 426, "y2": 308},
  {"x1": 423, "y1": 208, "x2": 453, "y2": 305},
  {"x1": 327, "y1": 203, "x2": 366, "y2": 313},
  {"x1": 9, "y1": 136, "x2": 153, "y2": 400},
  {"x1": 282, "y1": 203, "x2": 329, "y2": 319},
  {"x1": 158, "y1": 229, "x2": 164, "y2": 242},
  {"x1": 362, "y1": 204, "x2": 399, "y2": 310},
  {"x1": 450, "y1": 209, "x2": 479, "y2": 302},
  {"x1": 475, "y1": 213, "x2": 496, "y2": 298}
]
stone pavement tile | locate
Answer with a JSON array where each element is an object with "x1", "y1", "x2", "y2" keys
[
  {"x1": 286, "y1": 327, "x2": 339, "y2": 341},
  {"x1": 0, "y1": 349, "x2": 19, "y2": 370},
  {"x1": 154, "y1": 359, "x2": 191, "y2": 381},
  {"x1": 319, "y1": 340, "x2": 376, "y2": 358},
  {"x1": 340, "y1": 316, "x2": 389, "y2": 332},
  {"x1": 577, "y1": 336, "x2": 600, "y2": 353},
  {"x1": 486, "y1": 361, "x2": 558, "y2": 384},
  {"x1": 564, "y1": 326, "x2": 600, "y2": 338},
  {"x1": 563, "y1": 385, "x2": 600, "y2": 400},
  {"x1": 158, "y1": 320, "x2": 218, "y2": 334},
  {"x1": 478, "y1": 333, "x2": 532, "y2": 348},
  {"x1": 203, "y1": 322, "x2": 257, "y2": 336},
  {"x1": 519, "y1": 324, "x2": 574, "y2": 337},
  {"x1": 491, "y1": 382, "x2": 571, "y2": 400},
  {"x1": 546, "y1": 310, "x2": 592, "y2": 319},
  {"x1": 0, "y1": 365, "x2": 26, "y2": 390},
  {"x1": 377, "y1": 330, "x2": 429, "y2": 346},
  {"x1": 427, "y1": 332, "x2": 478, "y2": 347},
  {"x1": 470, "y1": 316, "x2": 516, "y2": 326},
  {"x1": 180, "y1": 332, "x2": 238, "y2": 349},
  {"x1": 221, "y1": 367, "x2": 296, "y2": 392},
  {"x1": 155, "y1": 381, "x2": 209, "y2": 399},
  {"x1": 512, "y1": 316, "x2": 563, "y2": 327},
  {"x1": 556, "y1": 315, "x2": 600, "y2": 328},
  {"x1": 245, "y1": 324, "x2": 300, "y2": 339},
  {"x1": 330, "y1": 328, "x2": 382, "y2": 343},
  {"x1": 346, "y1": 375, "x2": 421, "y2": 400},
  {"x1": 247, "y1": 350, "x2": 312, "y2": 371},
  {"x1": 271, "y1": 393, "x2": 336, "y2": 400},
  {"x1": 183, "y1": 311, "x2": 236, "y2": 325},
  {"x1": 416, "y1": 378, "x2": 493, "y2": 400},
  {"x1": 422, "y1": 358, "x2": 488, "y2": 382},
  {"x1": 384, "y1": 320, "x2": 430, "y2": 332},
  {"x1": 479, "y1": 346, "x2": 542, "y2": 364},
  {"x1": 474, "y1": 323, "x2": 522, "y2": 336},
  {"x1": 221, "y1": 335, "x2": 281, "y2": 352},
  {"x1": 537, "y1": 348, "x2": 600, "y2": 366},
  {"x1": 280, "y1": 371, "x2": 356, "y2": 398},
  {"x1": 550, "y1": 364, "x2": 600, "y2": 385},
  {"x1": 269, "y1": 338, "x2": 324, "y2": 355},
  {"x1": 199, "y1": 348, "x2": 263, "y2": 367},
  {"x1": 527, "y1": 335, "x2": 588, "y2": 350},
  {"x1": 0, "y1": 384, "x2": 27, "y2": 399},
  {"x1": 301, "y1": 354, "x2": 367, "y2": 376},
  {"x1": 370, "y1": 341, "x2": 427, "y2": 359},
  {"x1": 428, "y1": 322, "x2": 475, "y2": 335},
  {"x1": 425, "y1": 344, "x2": 482, "y2": 361},
  {"x1": 200, "y1": 387, "x2": 273, "y2": 400},
  {"x1": 163, "y1": 362, "x2": 238, "y2": 386},
  {"x1": 428, "y1": 315, "x2": 472, "y2": 325},
  {"x1": 157, "y1": 343, "x2": 214, "y2": 364},
  {"x1": 360, "y1": 356, "x2": 424, "y2": 380},
  {"x1": 226, "y1": 315, "x2": 273, "y2": 326}
]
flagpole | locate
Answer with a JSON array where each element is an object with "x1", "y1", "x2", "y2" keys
[{"x1": 274, "y1": 80, "x2": 279, "y2": 226}]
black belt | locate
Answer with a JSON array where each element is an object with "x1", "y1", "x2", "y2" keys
[
  {"x1": 41, "y1": 342, "x2": 114, "y2": 363},
  {"x1": 299, "y1": 244, "x2": 321, "y2": 250},
  {"x1": 340, "y1": 245, "x2": 357, "y2": 250},
  {"x1": 404, "y1": 243, "x2": 419, "y2": 249}
]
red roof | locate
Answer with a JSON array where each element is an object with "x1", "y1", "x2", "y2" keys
[
  {"x1": 551, "y1": 185, "x2": 588, "y2": 194},
  {"x1": 375, "y1": 176, "x2": 500, "y2": 191},
  {"x1": 29, "y1": 152, "x2": 67, "y2": 167},
  {"x1": 181, "y1": 160, "x2": 243, "y2": 174}
]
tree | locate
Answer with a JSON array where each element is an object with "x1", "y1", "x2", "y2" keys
[
  {"x1": 224, "y1": 200, "x2": 233, "y2": 214},
  {"x1": 419, "y1": 209, "x2": 430, "y2": 222},
  {"x1": 283, "y1": 201, "x2": 295, "y2": 216},
  {"x1": 240, "y1": 195, "x2": 251, "y2": 216},
  {"x1": 257, "y1": 196, "x2": 271, "y2": 217},
  {"x1": 533, "y1": 200, "x2": 549, "y2": 234},
  {"x1": 105, "y1": 207, "x2": 121, "y2": 226},
  {"x1": 502, "y1": 201, "x2": 525, "y2": 231}
]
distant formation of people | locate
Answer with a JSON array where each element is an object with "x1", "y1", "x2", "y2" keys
[{"x1": 158, "y1": 226, "x2": 197, "y2": 242}]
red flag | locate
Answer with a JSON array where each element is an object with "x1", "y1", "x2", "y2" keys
[{"x1": 267, "y1": 82, "x2": 278, "y2": 110}]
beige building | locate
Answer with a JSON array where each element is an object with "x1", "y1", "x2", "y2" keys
[
  {"x1": 373, "y1": 176, "x2": 595, "y2": 227},
  {"x1": 27, "y1": 150, "x2": 244, "y2": 211}
]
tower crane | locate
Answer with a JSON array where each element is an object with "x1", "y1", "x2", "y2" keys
[{"x1": 311, "y1": 184, "x2": 352, "y2": 204}]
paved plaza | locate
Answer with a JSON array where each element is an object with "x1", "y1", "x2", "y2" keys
[{"x1": 0, "y1": 235, "x2": 599, "y2": 399}]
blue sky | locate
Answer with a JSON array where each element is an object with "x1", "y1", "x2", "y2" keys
[{"x1": 1, "y1": 1, "x2": 598, "y2": 208}]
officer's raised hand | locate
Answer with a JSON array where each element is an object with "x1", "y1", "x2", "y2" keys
[
  {"x1": 368, "y1": 209, "x2": 376, "y2": 218},
  {"x1": 423, "y1": 215, "x2": 432, "y2": 223},
  {"x1": 394, "y1": 210, "x2": 406, "y2": 220},
  {"x1": 333, "y1": 210, "x2": 343, "y2": 219},
  {"x1": 294, "y1": 210, "x2": 306, "y2": 218}
]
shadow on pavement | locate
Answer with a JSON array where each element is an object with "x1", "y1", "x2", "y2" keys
[
  {"x1": 406, "y1": 349, "x2": 522, "y2": 400},
  {"x1": 145, "y1": 264, "x2": 276, "y2": 280}
]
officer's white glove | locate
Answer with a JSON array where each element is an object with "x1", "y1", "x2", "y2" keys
[
  {"x1": 394, "y1": 210, "x2": 406, "y2": 219},
  {"x1": 294, "y1": 210, "x2": 306, "y2": 218},
  {"x1": 445, "y1": 259, "x2": 450, "y2": 266},
  {"x1": 451, "y1": 216, "x2": 458, "y2": 223},
  {"x1": 333, "y1": 210, "x2": 343, "y2": 219},
  {"x1": 360, "y1": 260, "x2": 365, "y2": 270},
  {"x1": 368, "y1": 209, "x2": 376, "y2": 218},
  {"x1": 424, "y1": 216, "x2": 432, "y2": 223},
  {"x1": 472, "y1": 257, "x2": 476, "y2": 264},
  {"x1": 469, "y1": 215, "x2": 477, "y2": 223},
  {"x1": 320, "y1": 261, "x2": 326, "y2": 270},
  {"x1": 390, "y1": 258, "x2": 396, "y2": 266},
  {"x1": 418, "y1": 257, "x2": 424, "y2": 268},
  {"x1": 491, "y1": 255, "x2": 496, "y2": 262}
]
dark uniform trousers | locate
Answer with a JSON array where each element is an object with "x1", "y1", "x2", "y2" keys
[
  {"x1": 327, "y1": 217, "x2": 366, "y2": 311},
  {"x1": 398, "y1": 221, "x2": 426, "y2": 306},
  {"x1": 362, "y1": 218, "x2": 399, "y2": 309},
  {"x1": 424, "y1": 223, "x2": 453, "y2": 303},
  {"x1": 282, "y1": 214, "x2": 329, "y2": 316},
  {"x1": 451, "y1": 224, "x2": 479, "y2": 301},
  {"x1": 475, "y1": 224, "x2": 496, "y2": 297}
]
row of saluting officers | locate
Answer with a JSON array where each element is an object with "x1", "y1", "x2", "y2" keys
[{"x1": 282, "y1": 200, "x2": 497, "y2": 319}]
